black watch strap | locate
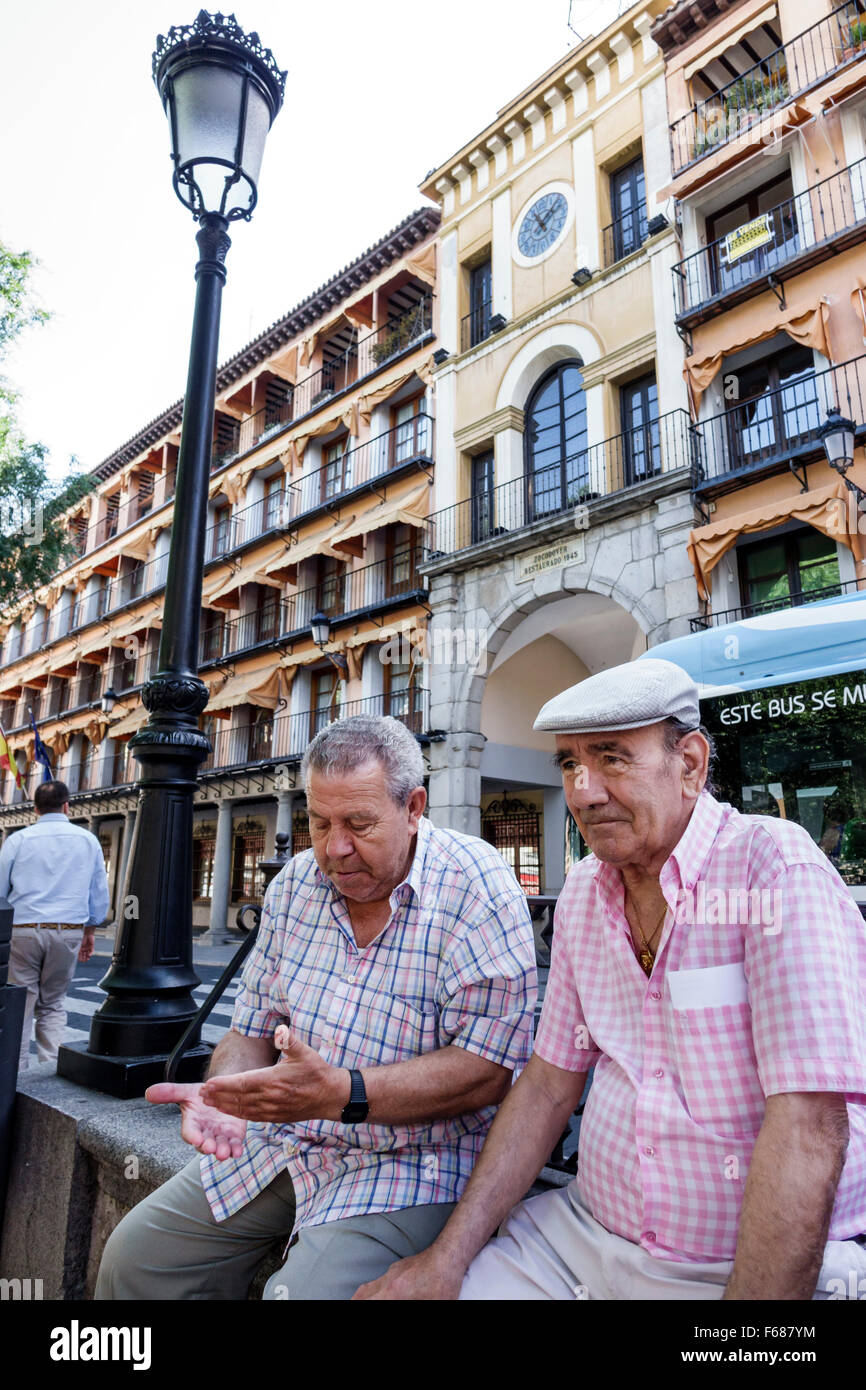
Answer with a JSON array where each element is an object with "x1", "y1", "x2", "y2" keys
[{"x1": 341, "y1": 1069, "x2": 369, "y2": 1124}]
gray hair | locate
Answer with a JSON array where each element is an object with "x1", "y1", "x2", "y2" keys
[
  {"x1": 661, "y1": 716, "x2": 717, "y2": 796},
  {"x1": 301, "y1": 715, "x2": 425, "y2": 807}
]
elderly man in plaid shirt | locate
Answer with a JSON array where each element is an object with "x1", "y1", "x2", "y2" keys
[
  {"x1": 96, "y1": 715, "x2": 537, "y2": 1300},
  {"x1": 357, "y1": 659, "x2": 866, "y2": 1301}
]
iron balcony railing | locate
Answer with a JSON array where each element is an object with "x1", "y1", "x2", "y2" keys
[
  {"x1": 425, "y1": 408, "x2": 695, "y2": 556},
  {"x1": 207, "y1": 299, "x2": 435, "y2": 472},
  {"x1": 198, "y1": 552, "x2": 428, "y2": 665},
  {"x1": 671, "y1": 1, "x2": 866, "y2": 174},
  {"x1": 461, "y1": 299, "x2": 494, "y2": 353},
  {"x1": 203, "y1": 415, "x2": 434, "y2": 561},
  {"x1": 694, "y1": 354, "x2": 866, "y2": 487},
  {"x1": 200, "y1": 690, "x2": 430, "y2": 772},
  {"x1": 673, "y1": 158, "x2": 866, "y2": 319},
  {"x1": 690, "y1": 577, "x2": 862, "y2": 631},
  {"x1": 602, "y1": 204, "x2": 649, "y2": 267}
]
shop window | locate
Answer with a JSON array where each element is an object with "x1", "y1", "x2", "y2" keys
[
  {"x1": 482, "y1": 794, "x2": 542, "y2": 894},
  {"x1": 292, "y1": 808, "x2": 312, "y2": 853},
  {"x1": 231, "y1": 817, "x2": 267, "y2": 902},
  {"x1": 193, "y1": 821, "x2": 217, "y2": 901},
  {"x1": 737, "y1": 528, "x2": 841, "y2": 616}
]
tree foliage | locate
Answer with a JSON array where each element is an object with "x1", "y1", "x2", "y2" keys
[{"x1": 0, "y1": 239, "x2": 93, "y2": 613}]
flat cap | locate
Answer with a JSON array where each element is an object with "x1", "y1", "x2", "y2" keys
[{"x1": 533, "y1": 657, "x2": 700, "y2": 734}]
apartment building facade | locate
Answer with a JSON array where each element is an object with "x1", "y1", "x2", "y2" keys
[
  {"x1": 418, "y1": 0, "x2": 698, "y2": 899},
  {"x1": 654, "y1": 0, "x2": 866, "y2": 623},
  {"x1": 0, "y1": 207, "x2": 439, "y2": 935}
]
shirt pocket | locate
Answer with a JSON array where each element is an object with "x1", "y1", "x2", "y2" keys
[
  {"x1": 328, "y1": 987, "x2": 440, "y2": 1067},
  {"x1": 669, "y1": 1000, "x2": 767, "y2": 1139}
]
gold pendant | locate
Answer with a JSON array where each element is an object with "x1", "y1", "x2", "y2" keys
[{"x1": 639, "y1": 948, "x2": 654, "y2": 975}]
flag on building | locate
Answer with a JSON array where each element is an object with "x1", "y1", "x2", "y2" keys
[
  {"x1": 0, "y1": 725, "x2": 23, "y2": 790},
  {"x1": 29, "y1": 712, "x2": 53, "y2": 783}
]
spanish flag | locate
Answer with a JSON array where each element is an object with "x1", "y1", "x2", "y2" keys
[{"x1": 0, "y1": 725, "x2": 22, "y2": 790}]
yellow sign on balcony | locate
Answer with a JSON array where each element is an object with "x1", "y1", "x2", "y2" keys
[{"x1": 724, "y1": 213, "x2": 773, "y2": 263}]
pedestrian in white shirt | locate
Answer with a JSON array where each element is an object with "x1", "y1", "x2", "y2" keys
[{"x1": 0, "y1": 780, "x2": 111, "y2": 1069}]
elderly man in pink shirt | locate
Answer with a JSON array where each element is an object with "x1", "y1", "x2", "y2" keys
[{"x1": 355, "y1": 658, "x2": 866, "y2": 1300}]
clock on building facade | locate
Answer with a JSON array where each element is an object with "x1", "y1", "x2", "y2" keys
[{"x1": 513, "y1": 183, "x2": 575, "y2": 266}]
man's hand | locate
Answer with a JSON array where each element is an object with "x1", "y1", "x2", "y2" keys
[
  {"x1": 78, "y1": 929, "x2": 96, "y2": 963},
  {"x1": 352, "y1": 1248, "x2": 463, "y2": 1301},
  {"x1": 146, "y1": 1081, "x2": 247, "y2": 1160},
  {"x1": 200, "y1": 1028, "x2": 351, "y2": 1124}
]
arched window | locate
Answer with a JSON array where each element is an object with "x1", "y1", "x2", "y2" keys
[{"x1": 524, "y1": 362, "x2": 588, "y2": 519}]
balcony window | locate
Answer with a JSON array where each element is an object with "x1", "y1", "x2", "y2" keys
[
  {"x1": 201, "y1": 610, "x2": 227, "y2": 662},
  {"x1": 725, "y1": 345, "x2": 820, "y2": 469},
  {"x1": 706, "y1": 172, "x2": 797, "y2": 299},
  {"x1": 134, "y1": 471, "x2": 155, "y2": 521},
  {"x1": 386, "y1": 523, "x2": 419, "y2": 597},
  {"x1": 464, "y1": 259, "x2": 492, "y2": 350},
  {"x1": 620, "y1": 374, "x2": 661, "y2": 486},
  {"x1": 247, "y1": 709, "x2": 274, "y2": 763},
  {"x1": 322, "y1": 438, "x2": 352, "y2": 501},
  {"x1": 264, "y1": 476, "x2": 284, "y2": 530},
  {"x1": 81, "y1": 739, "x2": 97, "y2": 790},
  {"x1": 470, "y1": 449, "x2": 496, "y2": 545},
  {"x1": 384, "y1": 659, "x2": 421, "y2": 735},
  {"x1": 393, "y1": 397, "x2": 429, "y2": 464},
  {"x1": 105, "y1": 494, "x2": 120, "y2": 540},
  {"x1": 113, "y1": 649, "x2": 138, "y2": 692},
  {"x1": 260, "y1": 379, "x2": 293, "y2": 441},
  {"x1": 213, "y1": 415, "x2": 241, "y2": 470},
  {"x1": 255, "y1": 591, "x2": 280, "y2": 644},
  {"x1": 525, "y1": 362, "x2": 589, "y2": 519},
  {"x1": 608, "y1": 157, "x2": 647, "y2": 262},
  {"x1": 213, "y1": 503, "x2": 233, "y2": 556},
  {"x1": 315, "y1": 556, "x2": 346, "y2": 618},
  {"x1": 310, "y1": 669, "x2": 341, "y2": 740},
  {"x1": 737, "y1": 529, "x2": 841, "y2": 616}
]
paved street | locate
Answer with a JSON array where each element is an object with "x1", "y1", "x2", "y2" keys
[{"x1": 26, "y1": 950, "x2": 244, "y2": 1063}]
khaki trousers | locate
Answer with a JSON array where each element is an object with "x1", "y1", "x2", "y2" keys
[
  {"x1": 95, "y1": 1156, "x2": 456, "y2": 1301},
  {"x1": 460, "y1": 1183, "x2": 866, "y2": 1300},
  {"x1": 9, "y1": 926, "x2": 84, "y2": 1070}
]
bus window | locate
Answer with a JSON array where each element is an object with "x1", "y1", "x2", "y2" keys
[{"x1": 704, "y1": 671, "x2": 866, "y2": 899}]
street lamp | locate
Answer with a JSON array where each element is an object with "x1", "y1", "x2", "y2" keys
[
  {"x1": 58, "y1": 12, "x2": 285, "y2": 1096},
  {"x1": 310, "y1": 613, "x2": 349, "y2": 673},
  {"x1": 100, "y1": 687, "x2": 118, "y2": 716},
  {"x1": 819, "y1": 405, "x2": 866, "y2": 506}
]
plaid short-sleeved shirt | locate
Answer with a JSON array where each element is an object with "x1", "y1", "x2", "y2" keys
[
  {"x1": 201, "y1": 814, "x2": 537, "y2": 1228},
  {"x1": 535, "y1": 791, "x2": 866, "y2": 1263}
]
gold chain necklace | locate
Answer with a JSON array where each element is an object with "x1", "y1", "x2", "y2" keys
[{"x1": 630, "y1": 900, "x2": 668, "y2": 976}]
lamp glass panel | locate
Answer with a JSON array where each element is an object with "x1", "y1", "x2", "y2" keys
[
  {"x1": 237, "y1": 81, "x2": 270, "y2": 190},
  {"x1": 824, "y1": 427, "x2": 855, "y2": 469},
  {"x1": 172, "y1": 64, "x2": 244, "y2": 167}
]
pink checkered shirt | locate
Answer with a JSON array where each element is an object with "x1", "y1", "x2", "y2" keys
[
  {"x1": 201, "y1": 814, "x2": 537, "y2": 1228},
  {"x1": 535, "y1": 791, "x2": 866, "y2": 1263}
]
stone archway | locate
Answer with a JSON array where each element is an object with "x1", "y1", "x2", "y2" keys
[{"x1": 426, "y1": 557, "x2": 656, "y2": 837}]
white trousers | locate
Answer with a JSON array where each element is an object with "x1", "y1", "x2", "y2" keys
[
  {"x1": 460, "y1": 1184, "x2": 866, "y2": 1300},
  {"x1": 9, "y1": 926, "x2": 84, "y2": 1069}
]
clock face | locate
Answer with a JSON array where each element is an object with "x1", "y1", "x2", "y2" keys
[{"x1": 517, "y1": 191, "x2": 570, "y2": 259}]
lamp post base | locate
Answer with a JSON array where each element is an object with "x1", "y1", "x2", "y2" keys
[{"x1": 57, "y1": 1041, "x2": 212, "y2": 1099}]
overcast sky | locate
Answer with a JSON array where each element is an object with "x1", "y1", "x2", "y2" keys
[{"x1": 1, "y1": 0, "x2": 624, "y2": 479}]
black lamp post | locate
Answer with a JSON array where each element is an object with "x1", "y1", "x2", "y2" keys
[
  {"x1": 819, "y1": 406, "x2": 866, "y2": 506},
  {"x1": 59, "y1": 12, "x2": 285, "y2": 1097}
]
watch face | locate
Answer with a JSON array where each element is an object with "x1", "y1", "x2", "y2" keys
[{"x1": 517, "y1": 191, "x2": 570, "y2": 259}]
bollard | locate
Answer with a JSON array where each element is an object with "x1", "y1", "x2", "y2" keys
[{"x1": 0, "y1": 897, "x2": 26, "y2": 1243}]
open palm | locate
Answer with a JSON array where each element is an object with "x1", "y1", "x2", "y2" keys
[{"x1": 146, "y1": 1081, "x2": 247, "y2": 1160}]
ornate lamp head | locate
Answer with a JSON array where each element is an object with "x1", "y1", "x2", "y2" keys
[{"x1": 153, "y1": 10, "x2": 286, "y2": 221}]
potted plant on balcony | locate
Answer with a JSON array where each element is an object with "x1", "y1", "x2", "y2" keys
[
  {"x1": 841, "y1": 18, "x2": 866, "y2": 61},
  {"x1": 371, "y1": 305, "x2": 427, "y2": 366}
]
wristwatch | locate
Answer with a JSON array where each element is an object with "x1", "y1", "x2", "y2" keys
[{"x1": 341, "y1": 1069, "x2": 369, "y2": 1124}]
